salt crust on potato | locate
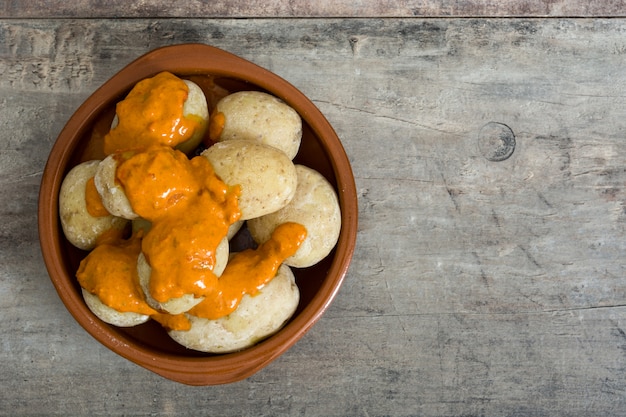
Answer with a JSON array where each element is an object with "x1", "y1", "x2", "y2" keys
[
  {"x1": 59, "y1": 160, "x2": 129, "y2": 250},
  {"x1": 215, "y1": 91, "x2": 302, "y2": 160},
  {"x1": 94, "y1": 154, "x2": 138, "y2": 220},
  {"x1": 248, "y1": 165, "x2": 341, "y2": 268},
  {"x1": 81, "y1": 288, "x2": 150, "y2": 327},
  {"x1": 136, "y1": 237, "x2": 229, "y2": 315},
  {"x1": 201, "y1": 140, "x2": 297, "y2": 220},
  {"x1": 168, "y1": 263, "x2": 300, "y2": 353}
]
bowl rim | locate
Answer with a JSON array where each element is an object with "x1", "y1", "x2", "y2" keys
[{"x1": 38, "y1": 43, "x2": 358, "y2": 385}]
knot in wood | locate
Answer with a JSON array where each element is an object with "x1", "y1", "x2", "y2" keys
[{"x1": 477, "y1": 122, "x2": 515, "y2": 162}]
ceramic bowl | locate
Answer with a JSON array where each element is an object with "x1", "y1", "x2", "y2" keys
[{"x1": 38, "y1": 44, "x2": 357, "y2": 385}]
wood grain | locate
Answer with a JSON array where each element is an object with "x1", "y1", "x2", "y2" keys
[
  {"x1": 1, "y1": 17, "x2": 625, "y2": 416},
  {"x1": 2, "y1": 0, "x2": 626, "y2": 18}
]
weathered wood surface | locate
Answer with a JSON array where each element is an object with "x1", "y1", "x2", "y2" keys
[
  {"x1": 3, "y1": 0, "x2": 626, "y2": 18},
  {"x1": 2, "y1": 17, "x2": 626, "y2": 416}
]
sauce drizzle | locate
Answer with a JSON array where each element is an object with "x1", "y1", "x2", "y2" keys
[
  {"x1": 76, "y1": 71, "x2": 308, "y2": 332},
  {"x1": 85, "y1": 177, "x2": 110, "y2": 217},
  {"x1": 77, "y1": 231, "x2": 155, "y2": 316},
  {"x1": 103, "y1": 71, "x2": 200, "y2": 155},
  {"x1": 116, "y1": 146, "x2": 241, "y2": 304},
  {"x1": 189, "y1": 222, "x2": 306, "y2": 320}
]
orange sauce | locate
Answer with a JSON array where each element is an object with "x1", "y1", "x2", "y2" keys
[
  {"x1": 115, "y1": 146, "x2": 200, "y2": 220},
  {"x1": 77, "y1": 71, "x2": 307, "y2": 332},
  {"x1": 94, "y1": 227, "x2": 128, "y2": 246},
  {"x1": 152, "y1": 312, "x2": 191, "y2": 331},
  {"x1": 84, "y1": 177, "x2": 110, "y2": 217},
  {"x1": 76, "y1": 231, "x2": 192, "y2": 331},
  {"x1": 116, "y1": 146, "x2": 241, "y2": 304},
  {"x1": 103, "y1": 71, "x2": 200, "y2": 155},
  {"x1": 77, "y1": 232, "x2": 155, "y2": 316},
  {"x1": 208, "y1": 111, "x2": 225, "y2": 142},
  {"x1": 189, "y1": 222, "x2": 306, "y2": 320}
]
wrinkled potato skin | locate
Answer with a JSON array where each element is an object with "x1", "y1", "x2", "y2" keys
[
  {"x1": 168, "y1": 263, "x2": 300, "y2": 353},
  {"x1": 214, "y1": 91, "x2": 302, "y2": 160},
  {"x1": 59, "y1": 160, "x2": 129, "y2": 250},
  {"x1": 248, "y1": 165, "x2": 341, "y2": 268},
  {"x1": 201, "y1": 140, "x2": 297, "y2": 220}
]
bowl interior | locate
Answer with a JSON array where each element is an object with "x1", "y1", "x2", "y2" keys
[{"x1": 39, "y1": 44, "x2": 357, "y2": 385}]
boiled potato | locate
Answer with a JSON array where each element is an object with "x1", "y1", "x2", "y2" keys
[
  {"x1": 94, "y1": 154, "x2": 138, "y2": 220},
  {"x1": 175, "y1": 79, "x2": 210, "y2": 154},
  {"x1": 81, "y1": 288, "x2": 150, "y2": 327},
  {"x1": 168, "y1": 263, "x2": 299, "y2": 353},
  {"x1": 136, "y1": 237, "x2": 229, "y2": 315},
  {"x1": 227, "y1": 220, "x2": 244, "y2": 240},
  {"x1": 248, "y1": 165, "x2": 341, "y2": 268},
  {"x1": 211, "y1": 91, "x2": 302, "y2": 159},
  {"x1": 59, "y1": 160, "x2": 129, "y2": 250},
  {"x1": 108, "y1": 77, "x2": 209, "y2": 155},
  {"x1": 201, "y1": 140, "x2": 297, "y2": 220}
]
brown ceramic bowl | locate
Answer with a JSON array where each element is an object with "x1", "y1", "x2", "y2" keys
[{"x1": 38, "y1": 44, "x2": 357, "y2": 385}]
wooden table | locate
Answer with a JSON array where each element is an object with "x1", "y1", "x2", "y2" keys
[{"x1": 2, "y1": 2, "x2": 625, "y2": 415}]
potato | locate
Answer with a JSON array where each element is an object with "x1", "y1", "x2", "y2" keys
[
  {"x1": 201, "y1": 140, "x2": 297, "y2": 220},
  {"x1": 168, "y1": 263, "x2": 300, "y2": 353},
  {"x1": 247, "y1": 165, "x2": 341, "y2": 268},
  {"x1": 94, "y1": 154, "x2": 138, "y2": 220},
  {"x1": 59, "y1": 160, "x2": 129, "y2": 250},
  {"x1": 175, "y1": 79, "x2": 210, "y2": 155},
  {"x1": 227, "y1": 220, "x2": 244, "y2": 240},
  {"x1": 136, "y1": 237, "x2": 229, "y2": 315},
  {"x1": 108, "y1": 77, "x2": 209, "y2": 155},
  {"x1": 81, "y1": 288, "x2": 150, "y2": 327},
  {"x1": 212, "y1": 91, "x2": 302, "y2": 159}
]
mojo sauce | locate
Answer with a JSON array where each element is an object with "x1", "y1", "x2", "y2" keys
[
  {"x1": 84, "y1": 177, "x2": 109, "y2": 217},
  {"x1": 117, "y1": 146, "x2": 241, "y2": 303},
  {"x1": 77, "y1": 231, "x2": 155, "y2": 316},
  {"x1": 103, "y1": 71, "x2": 200, "y2": 155},
  {"x1": 77, "y1": 72, "x2": 306, "y2": 329},
  {"x1": 190, "y1": 222, "x2": 306, "y2": 320}
]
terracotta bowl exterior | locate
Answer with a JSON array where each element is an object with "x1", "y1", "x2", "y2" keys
[{"x1": 38, "y1": 44, "x2": 358, "y2": 385}]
